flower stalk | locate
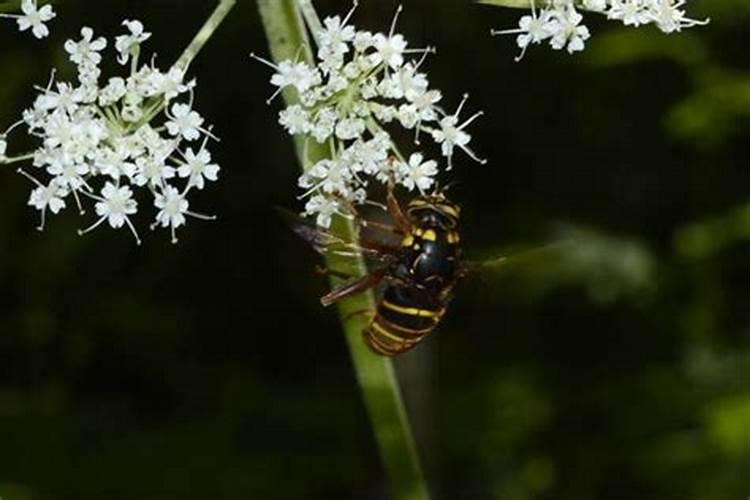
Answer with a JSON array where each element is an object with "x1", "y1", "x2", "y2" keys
[
  {"x1": 175, "y1": 0, "x2": 236, "y2": 72},
  {"x1": 256, "y1": 1, "x2": 429, "y2": 499}
]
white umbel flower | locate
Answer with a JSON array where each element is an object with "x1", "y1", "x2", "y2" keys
[
  {"x1": 491, "y1": 0, "x2": 708, "y2": 60},
  {"x1": 2, "y1": 20, "x2": 219, "y2": 244},
  {"x1": 256, "y1": 4, "x2": 484, "y2": 227},
  {"x1": 0, "y1": 0, "x2": 56, "y2": 39}
]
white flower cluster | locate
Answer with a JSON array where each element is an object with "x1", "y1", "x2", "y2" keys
[
  {"x1": 0, "y1": 0, "x2": 55, "y2": 39},
  {"x1": 2, "y1": 21, "x2": 219, "y2": 244},
  {"x1": 492, "y1": 0, "x2": 709, "y2": 61},
  {"x1": 255, "y1": 4, "x2": 485, "y2": 228}
]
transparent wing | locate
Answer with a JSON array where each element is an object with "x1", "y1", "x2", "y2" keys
[
  {"x1": 277, "y1": 207, "x2": 399, "y2": 262},
  {"x1": 462, "y1": 241, "x2": 573, "y2": 276}
]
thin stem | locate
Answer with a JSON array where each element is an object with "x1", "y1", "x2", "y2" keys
[
  {"x1": 1, "y1": 152, "x2": 35, "y2": 165},
  {"x1": 174, "y1": 0, "x2": 237, "y2": 73},
  {"x1": 296, "y1": 0, "x2": 323, "y2": 46},
  {"x1": 256, "y1": 1, "x2": 430, "y2": 499}
]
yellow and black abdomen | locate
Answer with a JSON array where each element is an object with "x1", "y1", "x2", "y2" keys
[
  {"x1": 364, "y1": 221, "x2": 462, "y2": 356},
  {"x1": 365, "y1": 285, "x2": 445, "y2": 356}
]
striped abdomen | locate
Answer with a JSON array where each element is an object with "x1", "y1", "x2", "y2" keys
[{"x1": 364, "y1": 285, "x2": 446, "y2": 356}]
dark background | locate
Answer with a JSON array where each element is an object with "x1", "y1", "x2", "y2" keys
[{"x1": 1, "y1": 0, "x2": 749, "y2": 499}]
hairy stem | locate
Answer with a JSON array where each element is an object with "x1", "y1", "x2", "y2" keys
[
  {"x1": 174, "y1": 0, "x2": 236, "y2": 72},
  {"x1": 256, "y1": 1, "x2": 429, "y2": 499}
]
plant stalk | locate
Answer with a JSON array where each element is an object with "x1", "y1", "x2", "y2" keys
[
  {"x1": 175, "y1": 0, "x2": 236, "y2": 72},
  {"x1": 256, "y1": 1, "x2": 429, "y2": 499}
]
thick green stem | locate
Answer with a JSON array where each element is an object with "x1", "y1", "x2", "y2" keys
[
  {"x1": 174, "y1": 0, "x2": 236, "y2": 73},
  {"x1": 256, "y1": 1, "x2": 429, "y2": 499}
]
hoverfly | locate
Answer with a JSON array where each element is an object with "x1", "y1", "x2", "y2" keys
[{"x1": 284, "y1": 186, "x2": 501, "y2": 356}]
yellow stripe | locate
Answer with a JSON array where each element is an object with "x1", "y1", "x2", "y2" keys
[
  {"x1": 382, "y1": 300, "x2": 444, "y2": 318},
  {"x1": 377, "y1": 315, "x2": 434, "y2": 337},
  {"x1": 370, "y1": 320, "x2": 418, "y2": 344}
]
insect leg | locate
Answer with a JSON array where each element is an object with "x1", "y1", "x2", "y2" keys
[
  {"x1": 359, "y1": 219, "x2": 403, "y2": 235},
  {"x1": 387, "y1": 183, "x2": 412, "y2": 234},
  {"x1": 321, "y1": 268, "x2": 388, "y2": 307}
]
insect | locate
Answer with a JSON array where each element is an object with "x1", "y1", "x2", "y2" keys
[{"x1": 284, "y1": 187, "x2": 481, "y2": 356}]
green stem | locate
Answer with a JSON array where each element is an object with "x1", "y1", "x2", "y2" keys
[
  {"x1": 174, "y1": 0, "x2": 236, "y2": 73},
  {"x1": 256, "y1": 1, "x2": 429, "y2": 499},
  {"x1": 296, "y1": 0, "x2": 323, "y2": 44}
]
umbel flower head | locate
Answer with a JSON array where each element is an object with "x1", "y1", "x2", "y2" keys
[
  {"x1": 2, "y1": 20, "x2": 219, "y2": 244},
  {"x1": 491, "y1": 0, "x2": 709, "y2": 61},
  {"x1": 0, "y1": 0, "x2": 55, "y2": 39},
  {"x1": 254, "y1": 2, "x2": 485, "y2": 228}
]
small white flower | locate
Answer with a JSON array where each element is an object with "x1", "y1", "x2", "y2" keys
[
  {"x1": 166, "y1": 103, "x2": 204, "y2": 141},
  {"x1": 115, "y1": 19, "x2": 151, "y2": 65},
  {"x1": 548, "y1": 5, "x2": 591, "y2": 54},
  {"x1": 29, "y1": 181, "x2": 67, "y2": 213},
  {"x1": 133, "y1": 156, "x2": 175, "y2": 187},
  {"x1": 491, "y1": 2, "x2": 556, "y2": 61},
  {"x1": 251, "y1": 52, "x2": 321, "y2": 102},
  {"x1": 36, "y1": 82, "x2": 83, "y2": 115},
  {"x1": 399, "y1": 153, "x2": 438, "y2": 192},
  {"x1": 0, "y1": 0, "x2": 56, "y2": 39},
  {"x1": 305, "y1": 158, "x2": 352, "y2": 194},
  {"x1": 583, "y1": 0, "x2": 608, "y2": 12},
  {"x1": 65, "y1": 27, "x2": 107, "y2": 66},
  {"x1": 335, "y1": 117, "x2": 365, "y2": 140},
  {"x1": 318, "y1": 13, "x2": 356, "y2": 60},
  {"x1": 46, "y1": 158, "x2": 90, "y2": 190},
  {"x1": 152, "y1": 185, "x2": 214, "y2": 243},
  {"x1": 77, "y1": 182, "x2": 141, "y2": 244},
  {"x1": 372, "y1": 33, "x2": 408, "y2": 69},
  {"x1": 96, "y1": 183, "x2": 137, "y2": 229},
  {"x1": 431, "y1": 95, "x2": 485, "y2": 168},
  {"x1": 646, "y1": 0, "x2": 710, "y2": 33},
  {"x1": 178, "y1": 147, "x2": 220, "y2": 190},
  {"x1": 278, "y1": 105, "x2": 312, "y2": 135},
  {"x1": 311, "y1": 107, "x2": 337, "y2": 143},
  {"x1": 304, "y1": 195, "x2": 341, "y2": 229},
  {"x1": 99, "y1": 77, "x2": 127, "y2": 106},
  {"x1": 154, "y1": 185, "x2": 188, "y2": 242},
  {"x1": 608, "y1": 0, "x2": 651, "y2": 27},
  {"x1": 27, "y1": 178, "x2": 68, "y2": 230},
  {"x1": 157, "y1": 67, "x2": 191, "y2": 100},
  {"x1": 0, "y1": 136, "x2": 7, "y2": 160}
]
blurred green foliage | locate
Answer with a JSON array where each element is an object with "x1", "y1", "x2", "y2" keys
[{"x1": 0, "y1": 0, "x2": 749, "y2": 499}]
